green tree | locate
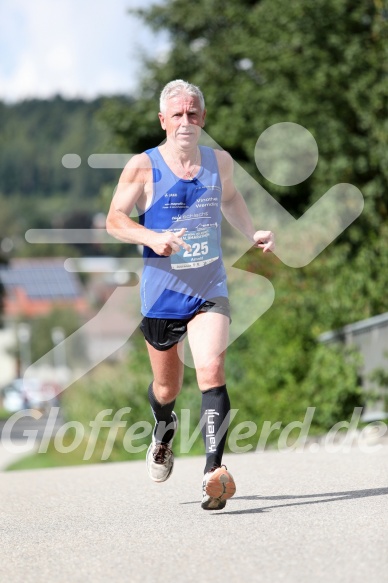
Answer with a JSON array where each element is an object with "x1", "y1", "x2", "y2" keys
[
  {"x1": 20, "y1": 307, "x2": 85, "y2": 365},
  {"x1": 106, "y1": 0, "x2": 388, "y2": 231}
]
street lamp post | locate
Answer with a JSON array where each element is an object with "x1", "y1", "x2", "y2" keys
[
  {"x1": 17, "y1": 322, "x2": 31, "y2": 376},
  {"x1": 51, "y1": 327, "x2": 66, "y2": 370}
]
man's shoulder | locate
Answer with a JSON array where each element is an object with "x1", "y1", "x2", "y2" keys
[
  {"x1": 213, "y1": 149, "x2": 233, "y2": 162},
  {"x1": 214, "y1": 149, "x2": 233, "y2": 176},
  {"x1": 123, "y1": 151, "x2": 152, "y2": 172},
  {"x1": 129, "y1": 151, "x2": 152, "y2": 166},
  {"x1": 119, "y1": 151, "x2": 152, "y2": 184}
]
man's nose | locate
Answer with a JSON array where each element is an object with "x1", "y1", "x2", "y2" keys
[{"x1": 181, "y1": 113, "x2": 190, "y2": 125}]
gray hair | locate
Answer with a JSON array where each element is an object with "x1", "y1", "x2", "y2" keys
[{"x1": 159, "y1": 80, "x2": 205, "y2": 113}]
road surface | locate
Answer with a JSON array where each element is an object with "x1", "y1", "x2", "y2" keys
[{"x1": 0, "y1": 443, "x2": 387, "y2": 583}]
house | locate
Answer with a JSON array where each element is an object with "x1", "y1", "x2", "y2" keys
[
  {"x1": 0, "y1": 258, "x2": 89, "y2": 385},
  {"x1": 0, "y1": 257, "x2": 136, "y2": 387},
  {"x1": 0, "y1": 258, "x2": 88, "y2": 318}
]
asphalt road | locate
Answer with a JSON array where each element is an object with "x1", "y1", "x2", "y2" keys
[
  {"x1": 0, "y1": 407, "x2": 64, "y2": 442},
  {"x1": 0, "y1": 443, "x2": 387, "y2": 583}
]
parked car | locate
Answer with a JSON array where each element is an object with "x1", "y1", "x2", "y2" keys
[{"x1": 0, "y1": 378, "x2": 60, "y2": 413}]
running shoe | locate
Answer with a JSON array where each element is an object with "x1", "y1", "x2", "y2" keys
[
  {"x1": 146, "y1": 411, "x2": 178, "y2": 482},
  {"x1": 201, "y1": 465, "x2": 236, "y2": 510}
]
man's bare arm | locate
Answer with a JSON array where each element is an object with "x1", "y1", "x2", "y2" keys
[
  {"x1": 106, "y1": 153, "x2": 191, "y2": 256},
  {"x1": 218, "y1": 150, "x2": 275, "y2": 253}
]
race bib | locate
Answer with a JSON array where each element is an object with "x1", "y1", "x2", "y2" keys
[{"x1": 170, "y1": 227, "x2": 219, "y2": 270}]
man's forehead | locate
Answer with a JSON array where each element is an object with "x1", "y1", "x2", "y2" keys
[{"x1": 166, "y1": 93, "x2": 202, "y2": 111}]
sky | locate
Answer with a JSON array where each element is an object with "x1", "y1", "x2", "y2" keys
[{"x1": 0, "y1": 0, "x2": 169, "y2": 102}]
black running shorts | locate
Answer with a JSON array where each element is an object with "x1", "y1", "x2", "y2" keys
[{"x1": 140, "y1": 296, "x2": 231, "y2": 351}]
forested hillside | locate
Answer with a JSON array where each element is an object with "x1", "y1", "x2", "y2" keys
[{"x1": 0, "y1": 95, "x2": 130, "y2": 256}]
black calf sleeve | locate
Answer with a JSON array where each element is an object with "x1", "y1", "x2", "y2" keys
[
  {"x1": 148, "y1": 382, "x2": 176, "y2": 444},
  {"x1": 200, "y1": 385, "x2": 231, "y2": 474}
]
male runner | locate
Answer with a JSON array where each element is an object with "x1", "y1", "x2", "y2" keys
[{"x1": 106, "y1": 80, "x2": 275, "y2": 510}]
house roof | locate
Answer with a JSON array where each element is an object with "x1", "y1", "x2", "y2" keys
[{"x1": 0, "y1": 258, "x2": 84, "y2": 301}]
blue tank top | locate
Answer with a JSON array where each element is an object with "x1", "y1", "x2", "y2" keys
[{"x1": 138, "y1": 145, "x2": 228, "y2": 318}]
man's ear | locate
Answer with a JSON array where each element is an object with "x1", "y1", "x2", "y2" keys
[
  {"x1": 201, "y1": 108, "x2": 207, "y2": 127},
  {"x1": 158, "y1": 112, "x2": 166, "y2": 130}
]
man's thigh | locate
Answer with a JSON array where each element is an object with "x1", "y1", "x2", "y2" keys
[
  {"x1": 187, "y1": 311, "x2": 230, "y2": 389},
  {"x1": 145, "y1": 341, "x2": 184, "y2": 397}
]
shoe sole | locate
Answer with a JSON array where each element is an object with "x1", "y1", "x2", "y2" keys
[
  {"x1": 205, "y1": 467, "x2": 236, "y2": 501},
  {"x1": 201, "y1": 497, "x2": 227, "y2": 511}
]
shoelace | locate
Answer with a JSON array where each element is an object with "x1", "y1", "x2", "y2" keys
[
  {"x1": 153, "y1": 443, "x2": 171, "y2": 464},
  {"x1": 207, "y1": 464, "x2": 227, "y2": 474}
]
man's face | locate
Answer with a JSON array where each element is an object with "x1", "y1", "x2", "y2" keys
[{"x1": 158, "y1": 93, "x2": 206, "y2": 148}]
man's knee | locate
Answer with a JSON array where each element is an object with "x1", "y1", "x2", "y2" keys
[
  {"x1": 152, "y1": 381, "x2": 181, "y2": 404},
  {"x1": 196, "y1": 360, "x2": 225, "y2": 392}
]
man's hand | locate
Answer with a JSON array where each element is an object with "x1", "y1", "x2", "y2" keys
[
  {"x1": 149, "y1": 227, "x2": 192, "y2": 256},
  {"x1": 253, "y1": 230, "x2": 275, "y2": 253}
]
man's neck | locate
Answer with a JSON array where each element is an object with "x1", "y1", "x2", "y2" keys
[
  {"x1": 159, "y1": 142, "x2": 201, "y2": 179},
  {"x1": 160, "y1": 142, "x2": 198, "y2": 163}
]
